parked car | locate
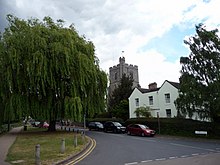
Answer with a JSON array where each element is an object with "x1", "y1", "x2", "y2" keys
[
  {"x1": 104, "y1": 121, "x2": 126, "y2": 133},
  {"x1": 32, "y1": 121, "x2": 40, "y2": 127},
  {"x1": 88, "y1": 122, "x2": 104, "y2": 131},
  {"x1": 38, "y1": 121, "x2": 49, "y2": 128},
  {"x1": 126, "y1": 124, "x2": 156, "y2": 137}
]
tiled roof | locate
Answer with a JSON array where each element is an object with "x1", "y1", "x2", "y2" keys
[
  {"x1": 137, "y1": 87, "x2": 160, "y2": 93},
  {"x1": 136, "y1": 80, "x2": 179, "y2": 94},
  {"x1": 167, "y1": 80, "x2": 180, "y2": 89}
]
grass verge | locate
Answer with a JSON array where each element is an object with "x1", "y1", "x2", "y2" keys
[{"x1": 6, "y1": 127, "x2": 88, "y2": 165}]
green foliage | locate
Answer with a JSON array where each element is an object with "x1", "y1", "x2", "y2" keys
[
  {"x1": 134, "y1": 106, "x2": 152, "y2": 118},
  {"x1": 176, "y1": 24, "x2": 220, "y2": 122},
  {"x1": 108, "y1": 74, "x2": 133, "y2": 120},
  {"x1": 0, "y1": 15, "x2": 107, "y2": 129},
  {"x1": 111, "y1": 100, "x2": 129, "y2": 121}
]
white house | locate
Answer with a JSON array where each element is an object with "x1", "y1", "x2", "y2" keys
[{"x1": 129, "y1": 80, "x2": 179, "y2": 118}]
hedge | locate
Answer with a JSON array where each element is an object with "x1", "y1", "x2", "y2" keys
[{"x1": 125, "y1": 118, "x2": 220, "y2": 138}]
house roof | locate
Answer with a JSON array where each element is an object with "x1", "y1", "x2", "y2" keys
[
  {"x1": 165, "y1": 80, "x2": 180, "y2": 89},
  {"x1": 136, "y1": 80, "x2": 179, "y2": 94},
  {"x1": 137, "y1": 87, "x2": 160, "y2": 94}
]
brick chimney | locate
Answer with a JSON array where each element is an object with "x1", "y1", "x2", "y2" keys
[{"x1": 148, "y1": 82, "x2": 157, "y2": 90}]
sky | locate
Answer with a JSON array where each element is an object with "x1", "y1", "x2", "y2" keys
[{"x1": 0, "y1": 0, "x2": 220, "y2": 88}]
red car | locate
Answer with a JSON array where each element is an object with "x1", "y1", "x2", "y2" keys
[
  {"x1": 38, "y1": 121, "x2": 49, "y2": 128},
  {"x1": 126, "y1": 124, "x2": 156, "y2": 137}
]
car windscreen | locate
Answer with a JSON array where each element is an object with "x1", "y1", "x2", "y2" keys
[
  {"x1": 139, "y1": 124, "x2": 149, "y2": 129},
  {"x1": 113, "y1": 122, "x2": 122, "y2": 126}
]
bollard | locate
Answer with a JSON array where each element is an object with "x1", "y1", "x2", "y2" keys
[
  {"x1": 60, "y1": 138, "x2": 65, "y2": 154},
  {"x1": 35, "y1": 144, "x2": 41, "y2": 165},
  {"x1": 74, "y1": 135, "x2": 78, "y2": 147},
  {"x1": 81, "y1": 131, "x2": 85, "y2": 144},
  {"x1": 24, "y1": 125, "x2": 27, "y2": 131}
]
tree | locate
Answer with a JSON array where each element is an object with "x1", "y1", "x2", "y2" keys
[
  {"x1": 134, "y1": 106, "x2": 152, "y2": 118},
  {"x1": 176, "y1": 24, "x2": 220, "y2": 122},
  {"x1": 108, "y1": 74, "x2": 133, "y2": 120},
  {"x1": 0, "y1": 15, "x2": 107, "y2": 131},
  {"x1": 111, "y1": 100, "x2": 129, "y2": 121}
]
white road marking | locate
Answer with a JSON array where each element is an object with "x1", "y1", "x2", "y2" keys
[
  {"x1": 124, "y1": 162, "x2": 138, "y2": 165},
  {"x1": 180, "y1": 155, "x2": 189, "y2": 158},
  {"x1": 155, "y1": 158, "x2": 166, "y2": 161},
  {"x1": 141, "y1": 160, "x2": 153, "y2": 163}
]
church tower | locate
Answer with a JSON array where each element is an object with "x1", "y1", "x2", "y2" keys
[{"x1": 108, "y1": 57, "x2": 139, "y2": 96}]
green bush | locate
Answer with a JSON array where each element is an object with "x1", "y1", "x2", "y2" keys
[{"x1": 0, "y1": 124, "x2": 8, "y2": 134}]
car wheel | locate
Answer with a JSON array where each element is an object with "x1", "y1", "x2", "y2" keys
[
  {"x1": 113, "y1": 129, "x2": 117, "y2": 133},
  {"x1": 141, "y1": 132, "x2": 145, "y2": 137},
  {"x1": 127, "y1": 131, "x2": 131, "y2": 135}
]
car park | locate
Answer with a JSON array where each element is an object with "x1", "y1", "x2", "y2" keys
[
  {"x1": 126, "y1": 124, "x2": 155, "y2": 137},
  {"x1": 104, "y1": 121, "x2": 126, "y2": 133},
  {"x1": 88, "y1": 122, "x2": 104, "y2": 131}
]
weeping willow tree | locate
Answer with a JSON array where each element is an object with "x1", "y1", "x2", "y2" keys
[{"x1": 0, "y1": 14, "x2": 107, "y2": 131}]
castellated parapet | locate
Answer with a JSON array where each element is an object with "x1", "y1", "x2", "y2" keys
[{"x1": 108, "y1": 57, "x2": 139, "y2": 95}]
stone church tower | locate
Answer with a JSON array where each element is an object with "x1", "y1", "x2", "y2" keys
[{"x1": 108, "y1": 57, "x2": 139, "y2": 96}]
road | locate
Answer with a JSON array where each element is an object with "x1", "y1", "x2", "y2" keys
[{"x1": 77, "y1": 131, "x2": 220, "y2": 165}]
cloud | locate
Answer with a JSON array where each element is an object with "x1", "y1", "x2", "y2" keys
[{"x1": 0, "y1": 0, "x2": 219, "y2": 88}]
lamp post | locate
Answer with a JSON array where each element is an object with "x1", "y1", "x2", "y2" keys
[{"x1": 157, "y1": 112, "x2": 160, "y2": 134}]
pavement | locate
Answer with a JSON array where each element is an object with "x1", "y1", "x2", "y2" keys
[{"x1": 0, "y1": 126, "x2": 23, "y2": 165}]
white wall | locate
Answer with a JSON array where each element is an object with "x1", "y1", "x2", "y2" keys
[
  {"x1": 157, "y1": 81, "x2": 178, "y2": 118},
  {"x1": 129, "y1": 81, "x2": 178, "y2": 118},
  {"x1": 129, "y1": 88, "x2": 143, "y2": 118}
]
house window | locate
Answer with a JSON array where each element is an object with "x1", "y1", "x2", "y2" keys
[
  {"x1": 166, "y1": 109, "x2": 171, "y2": 118},
  {"x1": 165, "y1": 93, "x2": 170, "y2": 103},
  {"x1": 135, "y1": 98, "x2": 139, "y2": 107},
  {"x1": 149, "y1": 96, "x2": 153, "y2": 105}
]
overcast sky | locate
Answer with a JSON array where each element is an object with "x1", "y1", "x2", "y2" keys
[{"x1": 1, "y1": 0, "x2": 219, "y2": 87}]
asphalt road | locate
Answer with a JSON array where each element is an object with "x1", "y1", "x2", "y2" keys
[{"x1": 77, "y1": 131, "x2": 220, "y2": 165}]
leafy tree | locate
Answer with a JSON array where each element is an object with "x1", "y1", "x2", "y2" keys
[
  {"x1": 0, "y1": 15, "x2": 107, "y2": 131},
  {"x1": 111, "y1": 100, "x2": 129, "y2": 121},
  {"x1": 134, "y1": 106, "x2": 152, "y2": 118},
  {"x1": 108, "y1": 74, "x2": 133, "y2": 120},
  {"x1": 176, "y1": 24, "x2": 220, "y2": 122}
]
